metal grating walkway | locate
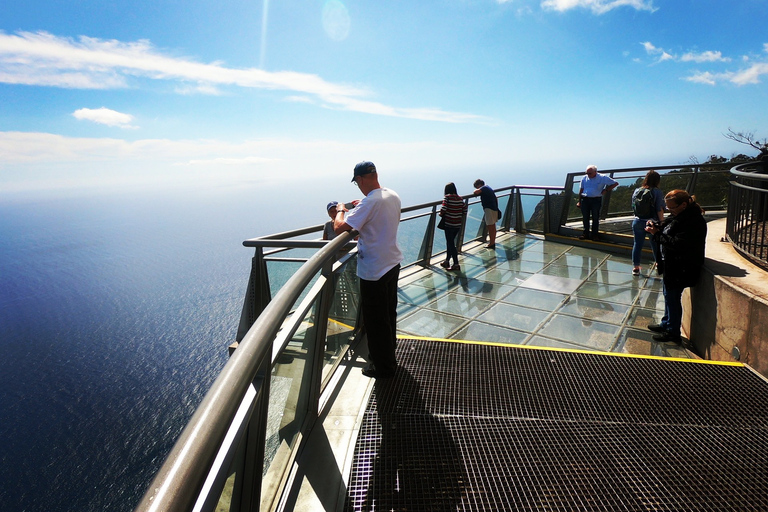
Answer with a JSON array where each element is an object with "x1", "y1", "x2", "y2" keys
[{"x1": 344, "y1": 338, "x2": 768, "y2": 511}]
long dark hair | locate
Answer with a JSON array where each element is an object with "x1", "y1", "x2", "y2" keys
[
  {"x1": 445, "y1": 182, "x2": 458, "y2": 195},
  {"x1": 642, "y1": 170, "x2": 660, "y2": 189}
]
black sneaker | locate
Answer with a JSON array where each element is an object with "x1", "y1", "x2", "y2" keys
[
  {"x1": 652, "y1": 332, "x2": 682, "y2": 343},
  {"x1": 647, "y1": 323, "x2": 666, "y2": 333},
  {"x1": 362, "y1": 364, "x2": 395, "y2": 379}
]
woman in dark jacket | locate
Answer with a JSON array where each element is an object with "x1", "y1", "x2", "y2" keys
[
  {"x1": 439, "y1": 182, "x2": 467, "y2": 271},
  {"x1": 644, "y1": 189, "x2": 707, "y2": 343}
]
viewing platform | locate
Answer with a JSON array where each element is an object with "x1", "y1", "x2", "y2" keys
[{"x1": 135, "y1": 162, "x2": 768, "y2": 512}]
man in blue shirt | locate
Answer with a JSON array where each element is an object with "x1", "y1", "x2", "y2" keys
[{"x1": 575, "y1": 165, "x2": 618, "y2": 241}]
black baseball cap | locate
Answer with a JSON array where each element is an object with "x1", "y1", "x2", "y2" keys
[{"x1": 351, "y1": 161, "x2": 376, "y2": 182}]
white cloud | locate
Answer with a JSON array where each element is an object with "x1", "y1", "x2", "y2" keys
[
  {"x1": 542, "y1": 0, "x2": 656, "y2": 15},
  {"x1": 73, "y1": 107, "x2": 137, "y2": 128},
  {"x1": 642, "y1": 40, "x2": 768, "y2": 86},
  {"x1": 680, "y1": 50, "x2": 730, "y2": 63},
  {"x1": 0, "y1": 30, "x2": 490, "y2": 124},
  {"x1": 730, "y1": 62, "x2": 768, "y2": 85}
]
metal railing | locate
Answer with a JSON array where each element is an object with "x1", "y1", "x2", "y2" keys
[
  {"x1": 560, "y1": 163, "x2": 733, "y2": 236},
  {"x1": 727, "y1": 160, "x2": 768, "y2": 270},
  {"x1": 133, "y1": 183, "x2": 566, "y2": 512}
]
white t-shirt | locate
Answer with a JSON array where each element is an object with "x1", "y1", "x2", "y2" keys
[{"x1": 344, "y1": 187, "x2": 403, "y2": 281}]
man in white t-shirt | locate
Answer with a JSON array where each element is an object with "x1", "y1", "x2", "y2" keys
[{"x1": 334, "y1": 161, "x2": 403, "y2": 378}]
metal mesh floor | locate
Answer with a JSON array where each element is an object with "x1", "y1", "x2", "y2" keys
[{"x1": 344, "y1": 339, "x2": 768, "y2": 511}]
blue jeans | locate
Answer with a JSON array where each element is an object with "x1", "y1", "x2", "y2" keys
[
  {"x1": 631, "y1": 218, "x2": 658, "y2": 267},
  {"x1": 581, "y1": 196, "x2": 602, "y2": 238},
  {"x1": 444, "y1": 226, "x2": 460, "y2": 266},
  {"x1": 661, "y1": 281, "x2": 684, "y2": 337}
]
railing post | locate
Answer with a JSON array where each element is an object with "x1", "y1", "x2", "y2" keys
[
  {"x1": 514, "y1": 188, "x2": 525, "y2": 233},
  {"x1": 239, "y1": 369, "x2": 270, "y2": 512},
  {"x1": 500, "y1": 189, "x2": 513, "y2": 232},
  {"x1": 417, "y1": 205, "x2": 437, "y2": 267},
  {"x1": 310, "y1": 261, "x2": 335, "y2": 418},
  {"x1": 236, "y1": 247, "x2": 271, "y2": 343},
  {"x1": 688, "y1": 165, "x2": 699, "y2": 194},
  {"x1": 543, "y1": 190, "x2": 550, "y2": 235}
]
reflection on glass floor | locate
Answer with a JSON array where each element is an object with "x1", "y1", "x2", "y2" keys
[{"x1": 397, "y1": 232, "x2": 695, "y2": 359}]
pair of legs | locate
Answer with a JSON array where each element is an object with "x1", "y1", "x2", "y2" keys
[
  {"x1": 631, "y1": 218, "x2": 658, "y2": 270},
  {"x1": 580, "y1": 196, "x2": 602, "y2": 239},
  {"x1": 484, "y1": 208, "x2": 497, "y2": 247},
  {"x1": 359, "y1": 264, "x2": 400, "y2": 376},
  {"x1": 658, "y1": 280, "x2": 684, "y2": 338},
  {"x1": 443, "y1": 226, "x2": 460, "y2": 268}
]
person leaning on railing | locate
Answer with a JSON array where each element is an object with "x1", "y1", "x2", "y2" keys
[{"x1": 644, "y1": 190, "x2": 707, "y2": 344}]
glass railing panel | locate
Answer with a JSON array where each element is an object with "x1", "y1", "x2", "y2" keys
[
  {"x1": 260, "y1": 299, "x2": 319, "y2": 509},
  {"x1": 465, "y1": 201, "x2": 485, "y2": 241},
  {"x1": 266, "y1": 260, "x2": 320, "y2": 309},
  {"x1": 322, "y1": 258, "x2": 360, "y2": 384},
  {"x1": 690, "y1": 170, "x2": 731, "y2": 209},
  {"x1": 604, "y1": 176, "x2": 646, "y2": 217},
  {"x1": 519, "y1": 192, "x2": 545, "y2": 232},
  {"x1": 398, "y1": 214, "x2": 430, "y2": 265}
]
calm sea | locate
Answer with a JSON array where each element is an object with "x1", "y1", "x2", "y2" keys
[{"x1": 0, "y1": 184, "x2": 314, "y2": 512}]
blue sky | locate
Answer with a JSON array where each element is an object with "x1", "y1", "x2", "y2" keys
[{"x1": 1, "y1": 0, "x2": 767, "y2": 196}]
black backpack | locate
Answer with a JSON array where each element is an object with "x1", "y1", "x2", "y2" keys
[{"x1": 632, "y1": 188, "x2": 655, "y2": 218}]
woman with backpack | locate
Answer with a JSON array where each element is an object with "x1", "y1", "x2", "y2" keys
[{"x1": 631, "y1": 170, "x2": 665, "y2": 276}]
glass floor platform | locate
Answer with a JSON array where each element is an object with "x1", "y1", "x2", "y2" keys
[{"x1": 396, "y1": 231, "x2": 696, "y2": 359}]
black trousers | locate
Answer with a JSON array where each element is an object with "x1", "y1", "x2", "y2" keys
[
  {"x1": 581, "y1": 196, "x2": 603, "y2": 238},
  {"x1": 360, "y1": 264, "x2": 400, "y2": 374}
]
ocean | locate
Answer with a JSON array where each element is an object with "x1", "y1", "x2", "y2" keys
[{"x1": 0, "y1": 184, "x2": 291, "y2": 512}]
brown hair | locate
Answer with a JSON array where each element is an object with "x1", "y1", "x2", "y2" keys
[
  {"x1": 665, "y1": 189, "x2": 704, "y2": 214},
  {"x1": 642, "y1": 170, "x2": 660, "y2": 189}
]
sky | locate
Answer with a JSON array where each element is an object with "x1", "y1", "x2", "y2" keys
[{"x1": 1, "y1": 0, "x2": 767, "y2": 197}]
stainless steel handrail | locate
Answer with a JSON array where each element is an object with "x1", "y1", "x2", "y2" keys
[{"x1": 134, "y1": 230, "x2": 357, "y2": 512}]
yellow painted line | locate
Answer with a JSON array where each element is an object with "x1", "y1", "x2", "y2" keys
[
  {"x1": 398, "y1": 334, "x2": 744, "y2": 367},
  {"x1": 328, "y1": 318, "x2": 354, "y2": 330}
]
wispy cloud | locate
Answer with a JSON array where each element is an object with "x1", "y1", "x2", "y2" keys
[
  {"x1": 541, "y1": 0, "x2": 656, "y2": 15},
  {"x1": 73, "y1": 107, "x2": 137, "y2": 129},
  {"x1": 0, "y1": 30, "x2": 490, "y2": 124},
  {"x1": 641, "y1": 40, "x2": 768, "y2": 86},
  {"x1": 680, "y1": 50, "x2": 730, "y2": 63}
]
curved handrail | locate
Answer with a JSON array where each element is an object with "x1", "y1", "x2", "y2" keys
[
  {"x1": 134, "y1": 230, "x2": 357, "y2": 512},
  {"x1": 726, "y1": 161, "x2": 768, "y2": 270}
]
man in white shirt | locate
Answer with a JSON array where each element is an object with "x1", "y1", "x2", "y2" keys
[
  {"x1": 334, "y1": 161, "x2": 403, "y2": 378},
  {"x1": 575, "y1": 165, "x2": 618, "y2": 241}
]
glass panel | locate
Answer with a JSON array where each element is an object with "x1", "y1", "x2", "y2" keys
[
  {"x1": 465, "y1": 201, "x2": 485, "y2": 243},
  {"x1": 691, "y1": 170, "x2": 731, "y2": 209},
  {"x1": 538, "y1": 315, "x2": 619, "y2": 351},
  {"x1": 558, "y1": 297, "x2": 629, "y2": 325},
  {"x1": 322, "y1": 258, "x2": 360, "y2": 383},
  {"x1": 398, "y1": 214, "x2": 430, "y2": 266},
  {"x1": 477, "y1": 302, "x2": 550, "y2": 332},
  {"x1": 397, "y1": 309, "x2": 467, "y2": 338},
  {"x1": 520, "y1": 192, "x2": 546, "y2": 232},
  {"x1": 267, "y1": 260, "x2": 321, "y2": 309},
  {"x1": 261, "y1": 299, "x2": 319, "y2": 508},
  {"x1": 452, "y1": 321, "x2": 529, "y2": 345}
]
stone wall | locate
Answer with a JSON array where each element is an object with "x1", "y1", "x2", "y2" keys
[{"x1": 685, "y1": 219, "x2": 768, "y2": 378}]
